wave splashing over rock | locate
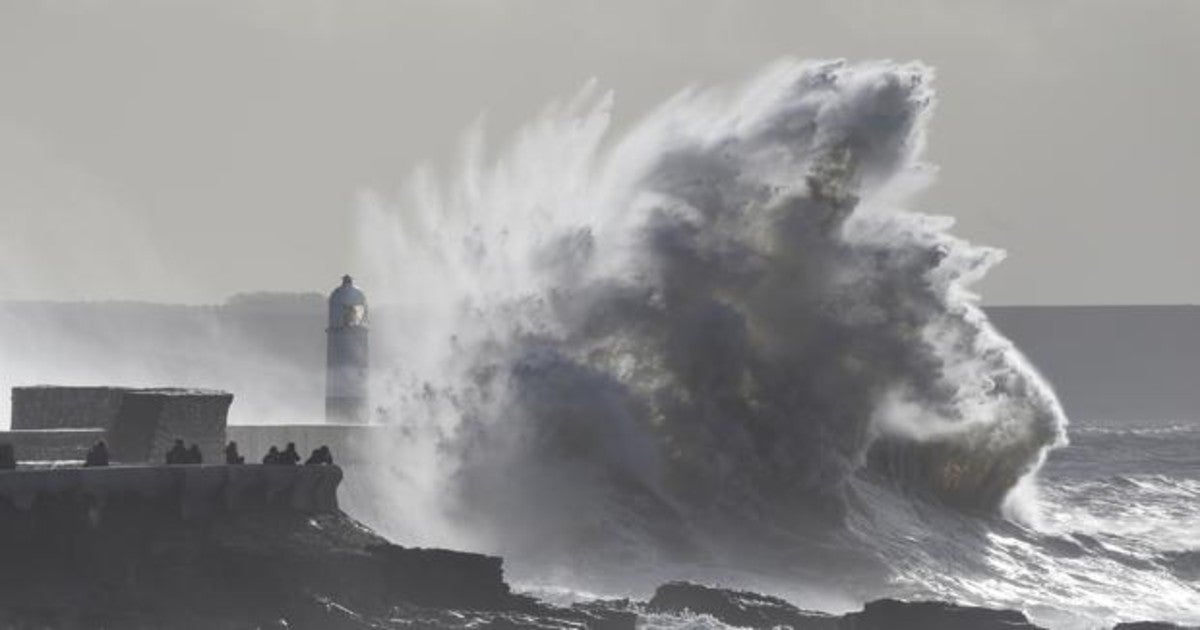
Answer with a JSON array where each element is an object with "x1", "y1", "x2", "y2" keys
[{"x1": 361, "y1": 59, "x2": 1067, "y2": 583}]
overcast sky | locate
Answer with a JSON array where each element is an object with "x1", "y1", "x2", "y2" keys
[{"x1": 0, "y1": 0, "x2": 1196, "y2": 305}]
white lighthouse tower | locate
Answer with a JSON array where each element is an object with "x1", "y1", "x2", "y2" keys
[{"x1": 326, "y1": 274, "x2": 369, "y2": 423}]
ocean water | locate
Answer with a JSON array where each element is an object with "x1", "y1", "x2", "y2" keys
[
  {"x1": 824, "y1": 417, "x2": 1197, "y2": 629},
  {"x1": 549, "y1": 420, "x2": 1200, "y2": 630},
  {"x1": 1037, "y1": 419, "x2": 1199, "y2": 624},
  {"x1": 513, "y1": 419, "x2": 1200, "y2": 630},
  {"x1": 352, "y1": 60, "x2": 1196, "y2": 629}
]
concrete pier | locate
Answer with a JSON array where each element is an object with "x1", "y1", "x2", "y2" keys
[{"x1": 0, "y1": 464, "x2": 341, "y2": 517}]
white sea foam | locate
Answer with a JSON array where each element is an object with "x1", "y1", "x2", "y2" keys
[{"x1": 348, "y1": 60, "x2": 1200, "y2": 629}]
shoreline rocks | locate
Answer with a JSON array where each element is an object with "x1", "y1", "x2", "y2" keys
[
  {"x1": 840, "y1": 598, "x2": 1043, "y2": 630},
  {"x1": 0, "y1": 465, "x2": 636, "y2": 629},
  {"x1": 647, "y1": 582, "x2": 1041, "y2": 629},
  {"x1": 647, "y1": 581, "x2": 838, "y2": 629},
  {"x1": 645, "y1": 582, "x2": 1196, "y2": 630},
  {"x1": 0, "y1": 467, "x2": 1191, "y2": 629}
]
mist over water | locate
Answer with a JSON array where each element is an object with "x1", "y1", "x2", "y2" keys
[{"x1": 361, "y1": 57, "x2": 1076, "y2": 592}]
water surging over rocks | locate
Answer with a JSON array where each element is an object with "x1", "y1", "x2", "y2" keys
[{"x1": 362, "y1": 60, "x2": 1067, "y2": 571}]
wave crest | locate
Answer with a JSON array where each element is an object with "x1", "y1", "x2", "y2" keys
[{"x1": 362, "y1": 59, "x2": 1068, "y2": 568}]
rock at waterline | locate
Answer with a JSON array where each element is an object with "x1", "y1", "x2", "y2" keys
[
  {"x1": 647, "y1": 581, "x2": 1048, "y2": 630},
  {"x1": 1112, "y1": 623, "x2": 1200, "y2": 630},
  {"x1": 0, "y1": 464, "x2": 635, "y2": 630},
  {"x1": 840, "y1": 598, "x2": 1045, "y2": 630},
  {"x1": 647, "y1": 581, "x2": 840, "y2": 629}
]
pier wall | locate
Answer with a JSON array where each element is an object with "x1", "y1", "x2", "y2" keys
[{"x1": 0, "y1": 464, "x2": 341, "y2": 518}]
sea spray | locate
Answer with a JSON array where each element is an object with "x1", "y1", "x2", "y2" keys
[{"x1": 358, "y1": 59, "x2": 1068, "y2": 579}]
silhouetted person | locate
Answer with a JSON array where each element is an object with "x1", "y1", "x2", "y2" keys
[
  {"x1": 224, "y1": 441, "x2": 244, "y2": 465},
  {"x1": 262, "y1": 446, "x2": 280, "y2": 465},
  {"x1": 0, "y1": 443, "x2": 15, "y2": 470},
  {"x1": 279, "y1": 442, "x2": 300, "y2": 466},
  {"x1": 166, "y1": 439, "x2": 187, "y2": 465},
  {"x1": 305, "y1": 445, "x2": 333, "y2": 465},
  {"x1": 84, "y1": 441, "x2": 109, "y2": 467},
  {"x1": 185, "y1": 444, "x2": 203, "y2": 464}
]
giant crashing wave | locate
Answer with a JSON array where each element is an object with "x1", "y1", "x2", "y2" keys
[{"x1": 361, "y1": 59, "x2": 1069, "y2": 576}]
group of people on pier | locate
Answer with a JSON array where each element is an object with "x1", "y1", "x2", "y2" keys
[
  {"x1": 0, "y1": 439, "x2": 334, "y2": 469},
  {"x1": 257, "y1": 442, "x2": 334, "y2": 466},
  {"x1": 165, "y1": 440, "x2": 203, "y2": 465},
  {"x1": 181, "y1": 440, "x2": 334, "y2": 467}
]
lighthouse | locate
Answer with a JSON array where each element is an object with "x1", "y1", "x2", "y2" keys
[{"x1": 326, "y1": 274, "x2": 369, "y2": 423}]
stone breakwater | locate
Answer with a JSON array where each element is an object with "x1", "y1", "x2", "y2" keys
[
  {"x1": 0, "y1": 465, "x2": 636, "y2": 629},
  {"x1": 644, "y1": 582, "x2": 1200, "y2": 630},
  {"x1": 0, "y1": 463, "x2": 341, "y2": 516},
  {"x1": 0, "y1": 466, "x2": 1189, "y2": 629}
]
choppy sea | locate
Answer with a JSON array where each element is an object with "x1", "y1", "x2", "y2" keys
[{"x1": 525, "y1": 417, "x2": 1200, "y2": 630}]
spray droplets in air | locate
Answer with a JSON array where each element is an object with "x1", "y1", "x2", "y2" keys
[{"x1": 360, "y1": 59, "x2": 1068, "y2": 569}]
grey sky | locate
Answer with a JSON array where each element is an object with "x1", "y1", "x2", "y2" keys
[{"x1": 0, "y1": 0, "x2": 1196, "y2": 305}]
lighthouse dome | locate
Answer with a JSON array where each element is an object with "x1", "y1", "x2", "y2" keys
[{"x1": 328, "y1": 275, "x2": 367, "y2": 328}]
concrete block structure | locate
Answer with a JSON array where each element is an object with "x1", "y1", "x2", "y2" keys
[
  {"x1": 5, "y1": 386, "x2": 232, "y2": 464},
  {"x1": 107, "y1": 388, "x2": 232, "y2": 464},
  {"x1": 0, "y1": 429, "x2": 106, "y2": 462},
  {"x1": 10, "y1": 386, "x2": 127, "y2": 431}
]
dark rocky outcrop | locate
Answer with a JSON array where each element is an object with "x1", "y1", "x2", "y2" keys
[
  {"x1": 0, "y1": 466, "x2": 1187, "y2": 630},
  {"x1": 840, "y1": 598, "x2": 1045, "y2": 630},
  {"x1": 1113, "y1": 623, "x2": 1200, "y2": 630},
  {"x1": 0, "y1": 465, "x2": 633, "y2": 630},
  {"x1": 368, "y1": 544, "x2": 511, "y2": 610},
  {"x1": 647, "y1": 582, "x2": 1049, "y2": 630},
  {"x1": 648, "y1": 581, "x2": 839, "y2": 629}
]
